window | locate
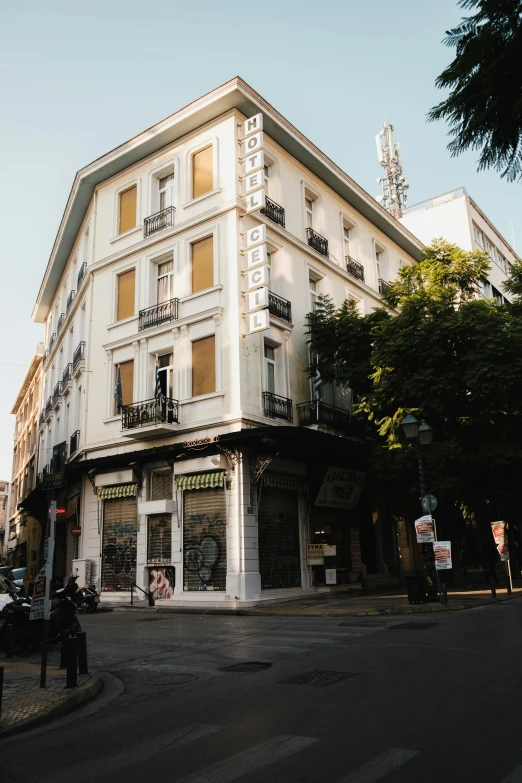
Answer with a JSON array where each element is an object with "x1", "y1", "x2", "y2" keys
[
  {"x1": 149, "y1": 472, "x2": 173, "y2": 501},
  {"x1": 264, "y1": 344, "x2": 276, "y2": 394},
  {"x1": 343, "y1": 226, "x2": 351, "y2": 257},
  {"x1": 478, "y1": 277, "x2": 491, "y2": 297},
  {"x1": 159, "y1": 172, "x2": 174, "y2": 211},
  {"x1": 157, "y1": 352, "x2": 174, "y2": 398},
  {"x1": 266, "y1": 251, "x2": 272, "y2": 289},
  {"x1": 305, "y1": 197, "x2": 314, "y2": 228},
  {"x1": 157, "y1": 259, "x2": 174, "y2": 303},
  {"x1": 375, "y1": 243, "x2": 387, "y2": 282},
  {"x1": 192, "y1": 146, "x2": 213, "y2": 199},
  {"x1": 191, "y1": 236, "x2": 213, "y2": 293},
  {"x1": 119, "y1": 186, "x2": 137, "y2": 234},
  {"x1": 309, "y1": 277, "x2": 318, "y2": 311},
  {"x1": 117, "y1": 269, "x2": 135, "y2": 321},
  {"x1": 115, "y1": 360, "x2": 134, "y2": 414},
  {"x1": 264, "y1": 164, "x2": 270, "y2": 195},
  {"x1": 473, "y1": 223, "x2": 484, "y2": 248},
  {"x1": 192, "y1": 336, "x2": 215, "y2": 397}
]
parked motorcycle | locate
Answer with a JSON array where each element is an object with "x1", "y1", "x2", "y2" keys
[
  {"x1": 0, "y1": 575, "x2": 81, "y2": 652},
  {"x1": 72, "y1": 577, "x2": 100, "y2": 613}
]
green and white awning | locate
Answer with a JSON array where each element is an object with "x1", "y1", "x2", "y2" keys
[
  {"x1": 263, "y1": 473, "x2": 308, "y2": 492},
  {"x1": 175, "y1": 471, "x2": 225, "y2": 492},
  {"x1": 98, "y1": 484, "x2": 137, "y2": 500}
]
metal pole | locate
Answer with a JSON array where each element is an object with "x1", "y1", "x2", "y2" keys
[
  {"x1": 417, "y1": 444, "x2": 446, "y2": 605},
  {"x1": 505, "y1": 560, "x2": 513, "y2": 594},
  {"x1": 40, "y1": 498, "x2": 56, "y2": 689},
  {"x1": 0, "y1": 665, "x2": 3, "y2": 718},
  {"x1": 77, "y1": 631, "x2": 88, "y2": 675},
  {"x1": 40, "y1": 620, "x2": 50, "y2": 688},
  {"x1": 59, "y1": 630, "x2": 69, "y2": 669}
]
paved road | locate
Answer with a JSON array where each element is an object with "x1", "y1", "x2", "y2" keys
[{"x1": 3, "y1": 600, "x2": 522, "y2": 782}]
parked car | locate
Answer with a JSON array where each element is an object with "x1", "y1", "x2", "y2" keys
[
  {"x1": 0, "y1": 575, "x2": 14, "y2": 612},
  {"x1": 10, "y1": 567, "x2": 27, "y2": 592}
]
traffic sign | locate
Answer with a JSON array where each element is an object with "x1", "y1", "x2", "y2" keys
[
  {"x1": 71, "y1": 525, "x2": 82, "y2": 538},
  {"x1": 422, "y1": 494, "x2": 438, "y2": 513}
]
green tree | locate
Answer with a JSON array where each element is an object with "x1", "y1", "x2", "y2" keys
[
  {"x1": 307, "y1": 240, "x2": 522, "y2": 525},
  {"x1": 428, "y1": 0, "x2": 522, "y2": 182}
]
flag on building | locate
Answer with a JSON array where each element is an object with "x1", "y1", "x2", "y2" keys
[
  {"x1": 114, "y1": 365, "x2": 122, "y2": 413},
  {"x1": 155, "y1": 362, "x2": 163, "y2": 399},
  {"x1": 314, "y1": 365, "x2": 322, "y2": 401}
]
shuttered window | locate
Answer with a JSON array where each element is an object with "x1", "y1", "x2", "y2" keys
[
  {"x1": 117, "y1": 269, "x2": 135, "y2": 321},
  {"x1": 149, "y1": 471, "x2": 173, "y2": 500},
  {"x1": 119, "y1": 186, "x2": 137, "y2": 234},
  {"x1": 192, "y1": 336, "x2": 215, "y2": 397},
  {"x1": 191, "y1": 236, "x2": 213, "y2": 294},
  {"x1": 183, "y1": 487, "x2": 226, "y2": 591},
  {"x1": 114, "y1": 360, "x2": 134, "y2": 415},
  {"x1": 101, "y1": 496, "x2": 137, "y2": 591},
  {"x1": 147, "y1": 515, "x2": 172, "y2": 564},
  {"x1": 258, "y1": 489, "x2": 301, "y2": 590},
  {"x1": 192, "y1": 146, "x2": 213, "y2": 199}
]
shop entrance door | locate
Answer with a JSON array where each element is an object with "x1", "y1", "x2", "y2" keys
[{"x1": 258, "y1": 489, "x2": 301, "y2": 589}]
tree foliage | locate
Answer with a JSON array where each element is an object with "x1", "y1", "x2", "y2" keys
[
  {"x1": 428, "y1": 0, "x2": 522, "y2": 182},
  {"x1": 307, "y1": 240, "x2": 522, "y2": 521}
]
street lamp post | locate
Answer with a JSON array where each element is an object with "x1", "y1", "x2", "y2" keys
[{"x1": 401, "y1": 415, "x2": 447, "y2": 605}]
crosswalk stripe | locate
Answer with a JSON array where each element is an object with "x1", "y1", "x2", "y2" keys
[
  {"x1": 42, "y1": 724, "x2": 223, "y2": 783},
  {"x1": 175, "y1": 733, "x2": 319, "y2": 783},
  {"x1": 500, "y1": 767, "x2": 522, "y2": 782},
  {"x1": 337, "y1": 748, "x2": 419, "y2": 783}
]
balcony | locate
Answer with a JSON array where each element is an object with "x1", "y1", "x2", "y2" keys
[
  {"x1": 121, "y1": 396, "x2": 179, "y2": 439},
  {"x1": 72, "y1": 341, "x2": 86, "y2": 374},
  {"x1": 67, "y1": 290, "x2": 76, "y2": 313},
  {"x1": 261, "y1": 197, "x2": 285, "y2": 228},
  {"x1": 70, "y1": 430, "x2": 80, "y2": 455},
  {"x1": 56, "y1": 313, "x2": 66, "y2": 335},
  {"x1": 144, "y1": 206, "x2": 176, "y2": 238},
  {"x1": 297, "y1": 400, "x2": 357, "y2": 435},
  {"x1": 346, "y1": 256, "x2": 364, "y2": 282},
  {"x1": 139, "y1": 299, "x2": 179, "y2": 331},
  {"x1": 62, "y1": 362, "x2": 73, "y2": 391},
  {"x1": 49, "y1": 333, "x2": 57, "y2": 353},
  {"x1": 268, "y1": 291, "x2": 292, "y2": 324},
  {"x1": 262, "y1": 392, "x2": 293, "y2": 423},
  {"x1": 306, "y1": 227, "x2": 328, "y2": 258},
  {"x1": 378, "y1": 279, "x2": 391, "y2": 295},
  {"x1": 45, "y1": 396, "x2": 54, "y2": 418},
  {"x1": 77, "y1": 262, "x2": 87, "y2": 289},
  {"x1": 52, "y1": 382, "x2": 63, "y2": 408},
  {"x1": 38, "y1": 411, "x2": 45, "y2": 427}
]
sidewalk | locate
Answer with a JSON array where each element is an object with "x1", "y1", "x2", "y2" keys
[{"x1": 0, "y1": 657, "x2": 103, "y2": 738}]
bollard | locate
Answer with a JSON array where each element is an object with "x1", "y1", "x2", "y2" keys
[
  {"x1": 4, "y1": 624, "x2": 14, "y2": 659},
  {"x1": 0, "y1": 665, "x2": 4, "y2": 717},
  {"x1": 148, "y1": 590, "x2": 155, "y2": 608},
  {"x1": 77, "y1": 631, "x2": 88, "y2": 675},
  {"x1": 489, "y1": 575, "x2": 497, "y2": 600},
  {"x1": 65, "y1": 635, "x2": 78, "y2": 688},
  {"x1": 440, "y1": 582, "x2": 448, "y2": 606},
  {"x1": 59, "y1": 630, "x2": 69, "y2": 670}
]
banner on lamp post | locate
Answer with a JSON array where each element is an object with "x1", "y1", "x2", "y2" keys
[
  {"x1": 433, "y1": 541, "x2": 452, "y2": 570},
  {"x1": 491, "y1": 521, "x2": 509, "y2": 561}
]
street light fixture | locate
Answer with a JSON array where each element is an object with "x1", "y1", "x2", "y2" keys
[
  {"x1": 418, "y1": 420, "x2": 434, "y2": 446},
  {"x1": 400, "y1": 414, "x2": 419, "y2": 441}
]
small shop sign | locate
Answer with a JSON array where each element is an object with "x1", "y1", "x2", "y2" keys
[
  {"x1": 315, "y1": 467, "x2": 365, "y2": 510},
  {"x1": 325, "y1": 569, "x2": 337, "y2": 585},
  {"x1": 307, "y1": 544, "x2": 324, "y2": 565}
]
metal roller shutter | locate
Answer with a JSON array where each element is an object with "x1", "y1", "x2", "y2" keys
[
  {"x1": 258, "y1": 489, "x2": 301, "y2": 590},
  {"x1": 183, "y1": 488, "x2": 226, "y2": 591},
  {"x1": 102, "y1": 496, "x2": 137, "y2": 591},
  {"x1": 147, "y1": 515, "x2": 172, "y2": 564}
]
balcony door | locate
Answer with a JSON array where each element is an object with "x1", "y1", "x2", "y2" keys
[
  {"x1": 264, "y1": 344, "x2": 276, "y2": 394},
  {"x1": 157, "y1": 352, "x2": 174, "y2": 399},
  {"x1": 158, "y1": 172, "x2": 174, "y2": 212},
  {"x1": 157, "y1": 259, "x2": 174, "y2": 304}
]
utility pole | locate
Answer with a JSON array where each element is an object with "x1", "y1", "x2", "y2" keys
[{"x1": 375, "y1": 122, "x2": 409, "y2": 218}]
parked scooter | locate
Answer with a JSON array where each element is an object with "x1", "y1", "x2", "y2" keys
[
  {"x1": 71, "y1": 575, "x2": 100, "y2": 613},
  {"x1": 0, "y1": 575, "x2": 81, "y2": 652}
]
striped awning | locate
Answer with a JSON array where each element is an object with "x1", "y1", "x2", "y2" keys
[
  {"x1": 263, "y1": 473, "x2": 308, "y2": 492},
  {"x1": 98, "y1": 484, "x2": 137, "y2": 500},
  {"x1": 175, "y1": 471, "x2": 225, "y2": 492}
]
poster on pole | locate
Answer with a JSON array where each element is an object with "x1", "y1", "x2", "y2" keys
[
  {"x1": 433, "y1": 541, "x2": 452, "y2": 570},
  {"x1": 415, "y1": 515, "x2": 435, "y2": 543},
  {"x1": 491, "y1": 521, "x2": 509, "y2": 561},
  {"x1": 30, "y1": 501, "x2": 56, "y2": 621}
]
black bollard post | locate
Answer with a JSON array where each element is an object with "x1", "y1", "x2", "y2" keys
[
  {"x1": 65, "y1": 636, "x2": 78, "y2": 688},
  {"x1": 0, "y1": 665, "x2": 4, "y2": 718},
  {"x1": 4, "y1": 624, "x2": 14, "y2": 659},
  {"x1": 77, "y1": 632, "x2": 88, "y2": 675},
  {"x1": 59, "y1": 630, "x2": 69, "y2": 669},
  {"x1": 489, "y1": 574, "x2": 497, "y2": 600}
]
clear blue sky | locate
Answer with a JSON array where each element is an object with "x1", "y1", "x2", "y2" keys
[{"x1": 0, "y1": 0, "x2": 520, "y2": 479}]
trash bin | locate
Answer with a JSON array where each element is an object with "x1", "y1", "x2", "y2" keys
[{"x1": 406, "y1": 576, "x2": 427, "y2": 604}]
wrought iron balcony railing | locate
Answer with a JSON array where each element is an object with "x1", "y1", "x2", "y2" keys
[
  {"x1": 262, "y1": 392, "x2": 293, "y2": 422},
  {"x1": 297, "y1": 400, "x2": 355, "y2": 434},
  {"x1": 306, "y1": 227, "x2": 329, "y2": 257},
  {"x1": 45, "y1": 396, "x2": 54, "y2": 416},
  {"x1": 73, "y1": 341, "x2": 86, "y2": 371},
  {"x1": 62, "y1": 363, "x2": 73, "y2": 385},
  {"x1": 139, "y1": 299, "x2": 179, "y2": 331},
  {"x1": 268, "y1": 291, "x2": 292, "y2": 323},
  {"x1": 57, "y1": 313, "x2": 66, "y2": 335},
  {"x1": 122, "y1": 396, "x2": 179, "y2": 430},
  {"x1": 39, "y1": 411, "x2": 45, "y2": 427},
  {"x1": 144, "y1": 206, "x2": 176, "y2": 237},
  {"x1": 346, "y1": 256, "x2": 364, "y2": 282},
  {"x1": 261, "y1": 197, "x2": 285, "y2": 228},
  {"x1": 53, "y1": 382, "x2": 63, "y2": 401},
  {"x1": 43, "y1": 464, "x2": 49, "y2": 476},
  {"x1": 70, "y1": 430, "x2": 80, "y2": 455},
  {"x1": 67, "y1": 290, "x2": 76, "y2": 313},
  {"x1": 49, "y1": 333, "x2": 57, "y2": 353},
  {"x1": 378, "y1": 279, "x2": 391, "y2": 295},
  {"x1": 77, "y1": 262, "x2": 87, "y2": 289}
]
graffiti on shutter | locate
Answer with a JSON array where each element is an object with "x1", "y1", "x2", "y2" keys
[
  {"x1": 102, "y1": 497, "x2": 137, "y2": 591},
  {"x1": 150, "y1": 471, "x2": 173, "y2": 500},
  {"x1": 258, "y1": 489, "x2": 301, "y2": 589},
  {"x1": 183, "y1": 487, "x2": 226, "y2": 591},
  {"x1": 149, "y1": 566, "x2": 175, "y2": 599},
  {"x1": 147, "y1": 515, "x2": 172, "y2": 564}
]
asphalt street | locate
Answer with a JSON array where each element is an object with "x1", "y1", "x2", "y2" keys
[{"x1": 3, "y1": 599, "x2": 522, "y2": 783}]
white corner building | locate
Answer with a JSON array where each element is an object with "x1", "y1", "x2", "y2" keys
[{"x1": 27, "y1": 77, "x2": 426, "y2": 606}]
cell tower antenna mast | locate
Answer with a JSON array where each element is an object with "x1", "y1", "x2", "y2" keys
[{"x1": 375, "y1": 121, "x2": 409, "y2": 218}]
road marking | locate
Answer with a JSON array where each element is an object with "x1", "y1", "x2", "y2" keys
[
  {"x1": 175, "y1": 733, "x2": 319, "y2": 783},
  {"x1": 42, "y1": 724, "x2": 222, "y2": 783},
  {"x1": 254, "y1": 635, "x2": 337, "y2": 645},
  {"x1": 500, "y1": 768, "x2": 522, "y2": 782},
  {"x1": 337, "y1": 748, "x2": 419, "y2": 783}
]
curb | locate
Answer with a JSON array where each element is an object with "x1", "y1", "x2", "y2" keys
[{"x1": 0, "y1": 676, "x2": 104, "y2": 740}]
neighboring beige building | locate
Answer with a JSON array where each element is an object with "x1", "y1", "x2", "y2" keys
[
  {"x1": 0, "y1": 480, "x2": 9, "y2": 559},
  {"x1": 7, "y1": 344, "x2": 44, "y2": 574}
]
